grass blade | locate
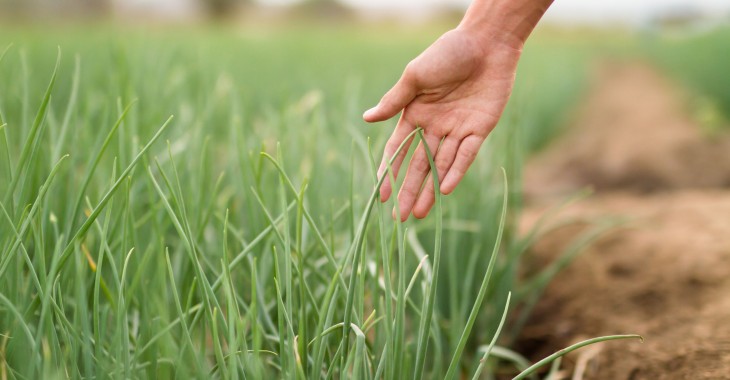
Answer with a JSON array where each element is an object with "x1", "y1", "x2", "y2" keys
[
  {"x1": 512, "y1": 335, "x2": 643, "y2": 380},
  {"x1": 3, "y1": 48, "x2": 60, "y2": 213},
  {"x1": 471, "y1": 292, "x2": 512, "y2": 380},
  {"x1": 445, "y1": 168, "x2": 509, "y2": 380},
  {"x1": 412, "y1": 129, "x2": 443, "y2": 380}
]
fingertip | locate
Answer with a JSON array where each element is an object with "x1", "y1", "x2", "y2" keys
[
  {"x1": 400, "y1": 203, "x2": 413, "y2": 222},
  {"x1": 379, "y1": 181, "x2": 392, "y2": 202},
  {"x1": 380, "y1": 191, "x2": 390, "y2": 203},
  {"x1": 376, "y1": 164, "x2": 386, "y2": 180},
  {"x1": 393, "y1": 205, "x2": 409, "y2": 222},
  {"x1": 440, "y1": 175, "x2": 457, "y2": 195},
  {"x1": 413, "y1": 196, "x2": 433, "y2": 219},
  {"x1": 364, "y1": 106, "x2": 393, "y2": 123},
  {"x1": 363, "y1": 107, "x2": 379, "y2": 122},
  {"x1": 439, "y1": 136, "x2": 482, "y2": 195},
  {"x1": 375, "y1": 183, "x2": 390, "y2": 202},
  {"x1": 413, "y1": 208, "x2": 428, "y2": 219}
]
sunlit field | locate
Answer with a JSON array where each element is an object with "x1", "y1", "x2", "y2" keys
[{"x1": 8, "y1": 21, "x2": 719, "y2": 378}]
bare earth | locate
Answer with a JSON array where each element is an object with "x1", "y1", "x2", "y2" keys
[{"x1": 518, "y1": 63, "x2": 730, "y2": 379}]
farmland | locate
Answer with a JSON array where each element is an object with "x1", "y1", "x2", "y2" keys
[
  {"x1": 0, "y1": 23, "x2": 597, "y2": 379},
  {"x1": 1, "y1": 21, "x2": 729, "y2": 379}
]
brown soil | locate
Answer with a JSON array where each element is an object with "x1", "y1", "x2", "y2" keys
[
  {"x1": 524, "y1": 63, "x2": 730, "y2": 197},
  {"x1": 518, "y1": 63, "x2": 730, "y2": 379}
]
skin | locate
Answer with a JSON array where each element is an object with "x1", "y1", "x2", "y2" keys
[{"x1": 364, "y1": 0, "x2": 554, "y2": 221}]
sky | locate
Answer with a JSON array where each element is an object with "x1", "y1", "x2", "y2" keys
[
  {"x1": 119, "y1": 0, "x2": 730, "y2": 25},
  {"x1": 338, "y1": 0, "x2": 730, "y2": 24},
  {"x1": 542, "y1": 0, "x2": 730, "y2": 24}
]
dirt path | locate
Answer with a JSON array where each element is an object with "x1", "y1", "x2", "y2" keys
[
  {"x1": 524, "y1": 63, "x2": 730, "y2": 197},
  {"x1": 519, "y1": 63, "x2": 730, "y2": 379}
]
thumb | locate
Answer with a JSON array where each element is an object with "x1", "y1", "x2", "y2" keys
[{"x1": 363, "y1": 72, "x2": 418, "y2": 123}]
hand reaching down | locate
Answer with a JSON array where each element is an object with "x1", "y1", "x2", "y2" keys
[{"x1": 363, "y1": 28, "x2": 522, "y2": 221}]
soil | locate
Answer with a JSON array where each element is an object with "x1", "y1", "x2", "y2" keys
[{"x1": 517, "y1": 63, "x2": 730, "y2": 379}]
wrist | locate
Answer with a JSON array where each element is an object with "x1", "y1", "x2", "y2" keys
[{"x1": 458, "y1": 0, "x2": 553, "y2": 51}]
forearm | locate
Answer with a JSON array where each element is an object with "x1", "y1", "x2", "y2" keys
[{"x1": 458, "y1": 0, "x2": 554, "y2": 50}]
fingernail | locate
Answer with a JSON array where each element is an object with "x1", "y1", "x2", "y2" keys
[{"x1": 363, "y1": 107, "x2": 377, "y2": 120}]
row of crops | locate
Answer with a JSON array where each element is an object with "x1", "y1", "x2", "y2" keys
[{"x1": 2, "y1": 23, "x2": 719, "y2": 378}]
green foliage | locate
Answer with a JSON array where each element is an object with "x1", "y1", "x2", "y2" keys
[
  {"x1": 0, "y1": 25, "x2": 602, "y2": 379},
  {"x1": 647, "y1": 27, "x2": 730, "y2": 127}
]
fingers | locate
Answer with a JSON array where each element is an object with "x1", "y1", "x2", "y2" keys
[
  {"x1": 412, "y1": 136, "x2": 459, "y2": 219},
  {"x1": 395, "y1": 133, "x2": 442, "y2": 222},
  {"x1": 363, "y1": 70, "x2": 418, "y2": 123},
  {"x1": 440, "y1": 135, "x2": 484, "y2": 195},
  {"x1": 378, "y1": 117, "x2": 416, "y2": 202}
]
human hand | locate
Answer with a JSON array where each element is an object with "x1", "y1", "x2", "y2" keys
[{"x1": 363, "y1": 27, "x2": 522, "y2": 221}]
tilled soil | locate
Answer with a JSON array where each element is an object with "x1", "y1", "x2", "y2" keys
[{"x1": 518, "y1": 63, "x2": 730, "y2": 379}]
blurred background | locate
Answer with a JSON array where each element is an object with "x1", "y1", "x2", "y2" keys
[
  {"x1": 2, "y1": 1, "x2": 730, "y2": 379},
  {"x1": 2, "y1": 0, "x2": 730, "y2": 25}
]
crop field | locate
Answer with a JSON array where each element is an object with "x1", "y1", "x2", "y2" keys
[
  {"x1": 5, "y1": 22, "x2": 728, "y2": 379},
  {"x1": 647, "y1": 27, "x2": 730, "y2": 131}
]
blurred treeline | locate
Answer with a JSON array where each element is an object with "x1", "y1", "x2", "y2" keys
[
  {"x1": 0, "y1": 0, "x2": 111, "y2": 17},
  {"x1": 0, "y1": 0, "x2": 356, "y2": 20}
]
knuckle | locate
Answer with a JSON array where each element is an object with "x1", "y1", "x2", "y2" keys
[
  {"x1": 384, "y1": 140, "x2": 399, "y2": 155},
  {"x1": 460, "y1": 148, "x2": 477, "y2": 161},
  {"x1": 403, "y1": 60, "x2": 422, "y2": 82},
  {"x1": 404, "y1": 60, "x2": 417, "y2": 75},
  {"x1": 460, "y1": 139, "x2": 483, "y2": 162},
  {"x1": 398, "y1": 188, "x2": 417, "y2": 205},
  {"x1": 435, "y1": 152, "x2": 451, "y2": 169},
  {"x1": 450, "y1": 165, "x2": 465, "y2": 177},
  {"x1": 380, "y1": 94, "x2": 398, "y2": 110},
  {"x1": 412, "y1": 157, "x2": 430, "y2": 173}
]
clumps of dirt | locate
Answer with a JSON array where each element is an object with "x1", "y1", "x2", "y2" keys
[
  {"x1": 519, "y1": 192, "x2": 730, "y2": 379},
  {"x1": 518, "y1": 63, "x2": 730, "y2": 379},
  {"x1": 523, "y1": 63, "x2": 730, "y2": 199}
]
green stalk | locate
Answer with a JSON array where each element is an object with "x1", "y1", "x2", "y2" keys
[
  {"x1": 165, "y1": 250, "x2": 205, "y2": 376},
  {"x1": 3, "y1": 49, "x2": 60, "y2": 215},
  {"x1": 64, "y1": 101, "x2": 136, "y2": 240},
  {"x1": 412, "y1": 129, "x2": 443, "y2": 380},
  {"x1": 445, "y1": 168, "x2": 509, "y2": 380},
  {"x1": 368, "y1": 138, "x2": 394, "y2": 380},
  {"x1": 339, "y1": 128, "x2": 420, "y2": 377},
  {"x1": 471, "y1": 292, "x2": 511, "y2": 380},
  {"x1": 513, "y1": 335, "x2": 643, "y2": 380}
]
